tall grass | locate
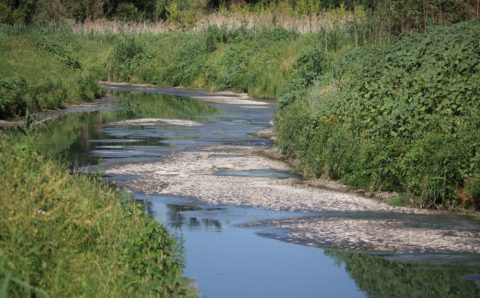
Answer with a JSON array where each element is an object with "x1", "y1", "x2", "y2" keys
[{"x1": 0, "y1": 135, "x2": 194, "y2": 297}]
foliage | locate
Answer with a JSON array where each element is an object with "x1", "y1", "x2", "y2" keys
[
  {"x1": 31, "y1": 36, "x2": 82, "y2": 70},
  {"x1": 0, "y1": 78, "x2": 28, "y2": 118},
  {"x1": 0, "y1": 25, "x2": 108, "y2": 118},
  {"x1": 107, "y1": 36, "x2": 149, "y2": 81},
  {"x1": 276, "y1": 22, "x2": 480, "y2": 209},
  {"x1": 79, "y1": 73, "x2": 106, "y2": 102},
  {"x1": 465, "y1": 179, "x2": 480, "y2": 210},
  {"x1": 0, "y1": 0, "x2": 477, "y2": 28},
  {"x1": 279, "y1": 45, "x2": 330, "y2": 108},
  {"x1": 114, "y1": 2, "x2": 142, "y2": 22},
  {"x1": 0, "y1": 136, "x2": 193, "y2": 297}
]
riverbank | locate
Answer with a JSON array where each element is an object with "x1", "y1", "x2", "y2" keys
[
  {"x1": 3, "y1": 82, "x2": 479, "y2": 296},
  {"x1": 2, "y1": 21, "x2": 480, "y2": 212},
  {"x1": 0, "y1": 136, "x2": 194, "y2": 297},
  {"x1": 78, "y1": 83, "x2": 477, "y2": 254},
  {"x1": 0, "y1": 91, "x2": 220, "y2": 297}
]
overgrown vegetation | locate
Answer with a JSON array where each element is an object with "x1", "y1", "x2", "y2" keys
[
  {"x1": 0, "y1": 89, "x2": 216, "y2": 296},
  {"x1": 0, "y1": 135, "x2": 193, "y2": 297},
  {"x1": 0, "y1": 0, "x2": 478, "y2": 28},
  {"x1": 0, "y1": 25, "x2": 107, "y2": 118},
  {"x1": 276, "y1": 22, "x2": 480, "y2": 209},
  {"x1": 1, "y1": 17, "x2": 479, "y2": 211},
  {"x1": 1, "y1": 2, "x2": 478, "y2": 297}
]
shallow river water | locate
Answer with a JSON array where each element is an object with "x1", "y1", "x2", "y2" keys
[{"x1": 40, "y1": 84, "x2": 480, "y2": 298}]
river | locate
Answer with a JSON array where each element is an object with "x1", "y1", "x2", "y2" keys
[{"x1": 36, "y1": 83, "x2": 480, "y2": 298}]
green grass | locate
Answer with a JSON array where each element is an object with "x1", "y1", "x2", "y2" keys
[
  {"x1": 385, "y1": 195, "x2": 409, "y2": 207},
  {"x1": 0, "y1": 25, "x2": 112, "y2": 118},
  {"x1": 0, "y1": 136, "x2": 194, "y2": 297}
]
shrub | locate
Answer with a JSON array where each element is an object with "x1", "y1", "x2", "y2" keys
[
  {"x1": 107, "y1": 36, "x2": 148, "y2": 81},
  {"x1": 279, "y1": 45, "x2": 330, "y2": 108},
  {"x1": 30, "y1": 80, "x2": 68, "y2": 110},
  {"x1": 0, "y1": 3, "x2": 12, "y2": 24},
  {"x1": 79, "y1": 73, "x2": 105, "y2": 102},
  {"x1": 276, "y1": 22, "x2": 480, "y2": 208},
  {"x1": 165, "y1": 38, "x2": 208, "y2": 86},
  {"x1": 115, "y1": 3, "x2": 143, "y2": 22},
  {"x1": 465, "y1": 179, "x2": 480, "y2": 210},
  {"x1": 0, "y1": 78, "x2": 28, "y2": 119}
]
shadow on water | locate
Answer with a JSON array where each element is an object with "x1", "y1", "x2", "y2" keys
[{"x1": 32, "y1": 87, "x2": 480, "y2": 298}]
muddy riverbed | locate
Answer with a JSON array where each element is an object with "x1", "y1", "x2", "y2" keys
[{"x1": 43, "y1": 83, "x2": 480, "y2": 297}]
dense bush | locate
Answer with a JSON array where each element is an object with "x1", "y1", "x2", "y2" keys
[
  {"x1": 279, "y1": 45, "x2": 330, "y2": 108},
  {"x1": 276, "y1": 22, "x2": 480, "y2": 209},
  {"x1": 0, "y1": 78, "x2": 28, "y2": 118},
  {"x1": 165, "y1": 36, "x2": 209, "y2": 86},
  {"x1": 79, "y1": 73, "x2": 106, "y2": 102},
  {"x1": 107, "y1": 36, "x2": 149, "y2": 81}
]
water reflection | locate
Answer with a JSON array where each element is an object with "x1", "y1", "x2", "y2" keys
[
  {"x1": 144, "y1": 194, "x2": 480, "y2": 298},
  {"x1": 327, "y1": 251, "x2": 480, "y2": 298},
  {"x1": 162, "y1": 203, "x2": 223, "y2": 231}
]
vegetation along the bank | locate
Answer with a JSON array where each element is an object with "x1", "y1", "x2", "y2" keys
[
  {"x1": 0, "y1": 136, "x2": 193, "y2": 297},
  {"x1": 1, "y1": 1, "x2": 480, "y2": 296},
  {"x1": 276, "y1": 21, "x2": 480, "y2": 210},
  {"x1": 0, "y1": 91, "x2": 216, "y2": 297}
]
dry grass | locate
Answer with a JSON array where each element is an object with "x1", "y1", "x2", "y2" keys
[{"x1": 68, "y1": 12, "x2": 355, "y2": 35}]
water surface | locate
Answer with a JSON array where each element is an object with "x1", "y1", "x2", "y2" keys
[{"x1": 35, "y1": 87, "x2": 480, "y2": 298}]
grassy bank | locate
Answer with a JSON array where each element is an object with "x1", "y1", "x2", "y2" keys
[
  {"x1": 2, "y1": 20, "x2": 480, "y2": 212},
  {"x1": 0, "y1": 92, "x2": 217, "y2": 297},
  {"x1": 0, "y1": 24, "x2": 311, "y2": 118},
  {"x1": 0, "y1": 25, "x2": 109, "y2": 118},
  {"x1": 0, "y1": 136, "x2": 192, "y2": 297}
]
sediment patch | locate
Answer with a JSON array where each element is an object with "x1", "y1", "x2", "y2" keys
[
  {"x1": 110, "y1": 118, "x2": 203, "y2": 127},
  {"x1": 103, "y1": 145, "x2": 480, "y2": 253},
  {"x1": 243, "y1": 216, "x2": 480, "y2": 253}
]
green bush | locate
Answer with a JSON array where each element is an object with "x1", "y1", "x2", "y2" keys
[
  {"x1": 279, "y1": 45, "x2": 330, "y2": 108},
  {"x1": 30, "y1": 80, "x2": 68, "y2": 110},
  {"x1": 107, "y1": 36, "x2": 148, "y2": 81},
  {"x1": 0, "y1": 3, "x2": 12, "y2": 24},
  {"x1": 165, "y1": 37, "x2": 209, "y2": 86},
  {"x1": 276, "y1": 22, "x2": 480, "y2": 209},
  {"x1": 115, "y1": 3, "x2": 143, "y2": 22},
  {"x1": 79, "y1": 73, "x2": 105, "y2": 102},
  {"x1": 466, "y1": 179, "x2": 480, "y2": 210},
  {"x1": 0, "y1": 78, "x2": 28, "y2": 118}
]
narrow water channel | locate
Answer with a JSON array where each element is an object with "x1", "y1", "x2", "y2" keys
[{"x1": 35, "y1": 85, "x2": 480, "y2": 298}]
